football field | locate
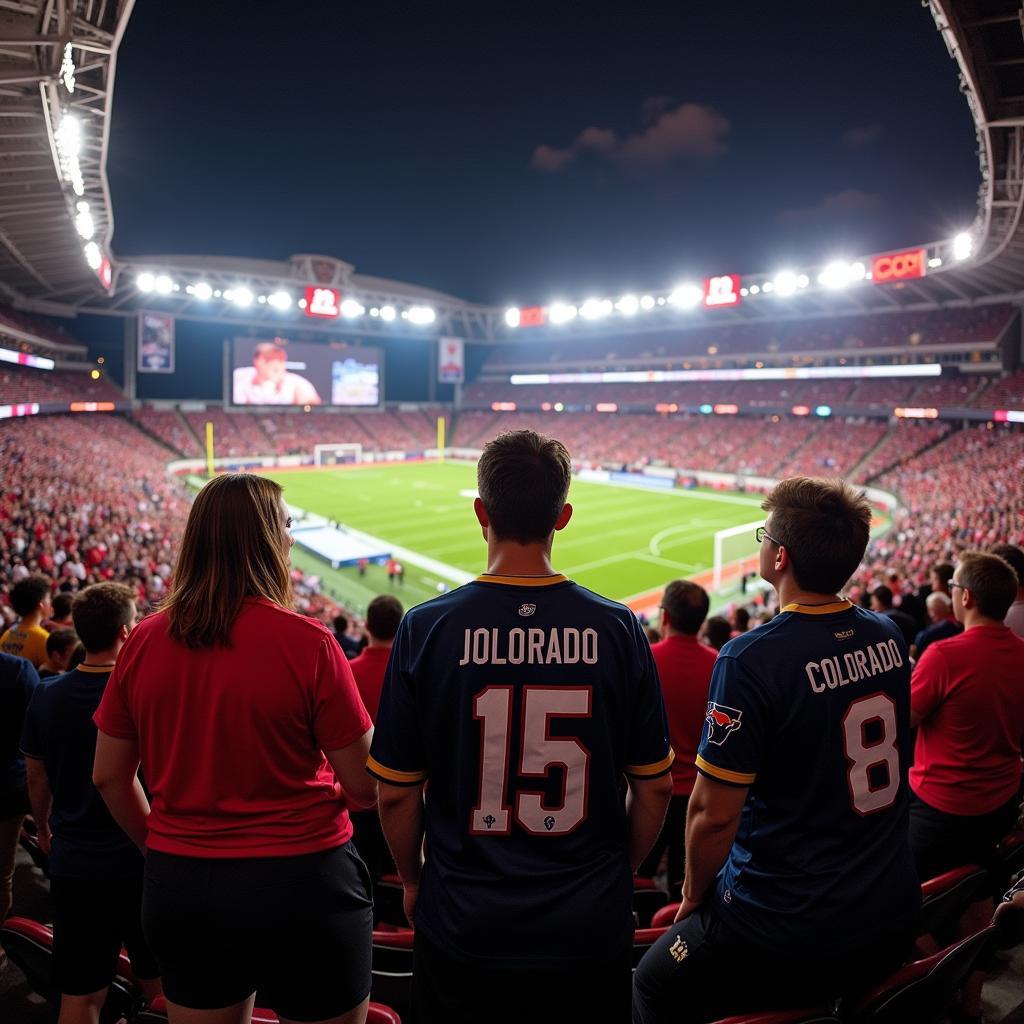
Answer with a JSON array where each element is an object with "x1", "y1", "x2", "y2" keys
[{"x1": 267, "y1": 461, "x2": 765, "y2": 615}]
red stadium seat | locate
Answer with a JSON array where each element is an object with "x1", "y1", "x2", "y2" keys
[
  {"x1": 710, "y1": 1012, "x2": 839, "y2": 1024},
  {"x1": 845, "y1": 926, "x2": 997, "y2": 1024},
  {"x1": 917, "y1": 864, "x2": 989, "y2": 950},
  {"x1": 371, "y1": 927, "x2": 414, "y2": 1019},
  {"x1": 138, "y1": 996, "x2": 402, "y2": 1023},
  {"x1": 650, "y1": 902, "x2": 680, "y2": 929},
  {"x1": 633, "y1": 877, "x2": 670, "y2": 927},
  {"x1": 631, "y1": 925, "x2": 669, "y2": 968},
  {"x1": 995, "y1": 830, "x2": 1024, "y2": 888}
]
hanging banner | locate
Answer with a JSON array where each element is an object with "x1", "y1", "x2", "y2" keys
[
  {"x1": 438, "y1": 337, "x2": 464, "y2": 383},
  {"x1": 138, "y1": 311, "x2": 175, "y2": 373}
]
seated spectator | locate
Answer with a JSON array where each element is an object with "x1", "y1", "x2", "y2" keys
[
  {"x1": 870, "y1": 584, "x2": 917, "y2": 647},
  {"x1": 0, "y1": 652, "x2": 41, "y2": 967},
  {"x1": 43, "y1": 592, "x2": 75, "y2": 634},
  {"x1": 910, "y1": 593, "x2": 961, "y2": 661},
  {"x1": 990, "y1": 543, "x2": 1024, "y2": 638},
  {"x1": 20, "y1": 583, "x2": 161, "y2": 1023},
  {"x1": 699, "y1": 615, "x2": 732, "y2": 651},
  {"x1": 38, "y1": 629, "x2": 79, "y2": 679},
  {"x1": 636, "y1": 580, "x2": 718, "y2": 893},
  {"x1": 333, "y1": 614, "x2": 363, "y2": 660},
  {"x1": 92, "y1": 473, "x2": 376, "y2": 1024},
  {"x1": 0, "y1": 575, "x2": 52, "y2": 667}
]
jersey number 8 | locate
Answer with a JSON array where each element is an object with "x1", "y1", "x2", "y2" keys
[{"x1": 842, "y1": 692, "x2": 900, "y2": 815}]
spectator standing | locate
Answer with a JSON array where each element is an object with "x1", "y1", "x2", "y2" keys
[
  {"x1": 333, "y1": 614, "x2": 362, "y2": 660},
  {"x1": 0, "y1": 651, "x2": 41, "y2": 962},
  {"x1": 910, "y1": 593, "x2": 962, "y2": 661},
  {"x1": 42, "y1": 592, "x2": 75, "y2": 634},
  {"x1": 38, "y1": 629, "x2": 79, "y2": 679},
  {"x1": 870, "y1": 584, "x2": 918, "y2": 647},
  {"x1": 636, "y1": 580, "x2": 718, "y2": 893},
  {"x1": 92, "y1": 474, "x2": 376, "y2": 1024},
  {"x1": 634, "y1": 478, "x2": 919, "y2": 1024},
  {"x1": 370, "y1": 430, "x2": 672, "y2": 1024},
  {"x1": 990, "y1": 543, "x2": 1024, "y2": 638},
  {"x1": 929, "y1": 562, "x2": 955, "y2": 599},
  {"x1": 699, "y1": 616, "x2": 732, "y2": 652},
  {"x1": 20, "y1": 583, "x2": 161, "y2": 1024},
  {"x1": 0, "y1": 574, "x2": 52, "y2": 667}
]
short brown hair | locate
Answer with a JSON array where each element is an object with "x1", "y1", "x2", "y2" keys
[
  {"x1": 661, "y1": 580, "x2": 710, "y2": 635},
  {"x1": 477, "y1": 430, "x2": 572, "y2": 544},
  {"x1": 72, "y1": 583, "x2": 135, "y2": 653},
  {"x1": 762, "y1": 477, "x2": 871, "y2": 594},
  {"x1": 10, "y1": 574, "x2": 51, "y2": 617},
  {"x1": 163, "y1": 473, "x2": 292, "y2": 648},
  {"x1": 956, "y1": 551, "x2": 1018, "y2": 620},
  {"x1": 366, "y1": 594, "x2": 403, "y2": 642},
  {"x1": 989, "y1": 544, "x2": 1024, "y2": 588},
  {"x1": 45, "y1": 628, "x2": 79, "y2": 658},
  {"x1": 930, "y1": 562, "x2": 955, "y2": 588}
]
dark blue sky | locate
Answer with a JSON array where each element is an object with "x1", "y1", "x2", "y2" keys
[{"x1": 107, "y1": 1, "x2": 981, "y2": 306}]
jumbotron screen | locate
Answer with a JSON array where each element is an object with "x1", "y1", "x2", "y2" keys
[{"x1": 230, "y1": 338, "x2": 381, "y2": 407}]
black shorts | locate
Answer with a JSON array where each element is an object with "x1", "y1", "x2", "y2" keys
[
  {"x1": 909, "y1": 792, "x2": 1021, "y2": 881},
  {"x1": 50, "y1": 871, "x2": 159, "y2": 996},
  {"x1": 142, "y1": 842, "x2": 372, "y2": 1020}
]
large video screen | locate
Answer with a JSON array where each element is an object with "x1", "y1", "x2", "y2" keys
[{"x1": 230, "y1": 338, "x2": 381, "y2": 407}]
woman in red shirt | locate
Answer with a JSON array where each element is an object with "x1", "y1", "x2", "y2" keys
[{"x1": 93, "y1": 473, "x2": 376, "y2": 1024}]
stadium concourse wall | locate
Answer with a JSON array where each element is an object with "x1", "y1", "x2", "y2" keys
[{"x1": 165, "y1": 448, "x2": 899, "y2": 616}]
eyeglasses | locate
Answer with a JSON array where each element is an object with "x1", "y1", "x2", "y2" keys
[
  {"x1": 755, "y1": 525, "x2": 782, "y2": 547},
  {"x1": 948, "y1": 581, "x2": 966, "y2": 592}
]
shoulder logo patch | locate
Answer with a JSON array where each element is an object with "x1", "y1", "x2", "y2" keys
[
  {"x1": 705, "y1": 702, "x2": 743, "y2": 746},
  {"x1": 518, "y1": 603, "x2": 536, "y2": 617}
]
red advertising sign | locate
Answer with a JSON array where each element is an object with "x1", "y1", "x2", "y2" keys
[
  {"x1": 518, "y1": 305, "x2": 547, "y2": 328},
  {"x1": 704, "y1": 274, "x2": 741, "y2": 308},
  {"x1": 304, "y1": 286, "x2": 340, "y2": 318},
  {"x1": 871, "y1": 249, "x2": 926, "y2": 283}
]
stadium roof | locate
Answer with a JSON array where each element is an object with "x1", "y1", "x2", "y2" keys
[{"x1": 0, "y1": 0, "x2": 1020, "y2": 342}]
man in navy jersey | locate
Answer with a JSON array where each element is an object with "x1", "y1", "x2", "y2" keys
[
  {"x1": 369, "y1": 430, "x2": 673, "y2": 1024},
  {"x1": 633, "y1": 477, "x2": 920, "y2": 1024}
]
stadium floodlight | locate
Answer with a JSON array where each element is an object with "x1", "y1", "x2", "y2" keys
[
  {"x1": 772, "y1": 271, "x2": 798, "y2": 297},
  {"x1": 231, "y1": 286, "x2": 253, "y2": 307},
  {"x1": 952, "y1": 232, "x2": 973, "y2": 261},
  {"x1": 83, "y1": 242, "x2": 101, "y2": 270},
  {"x1": 640, "y1": 295, "x2": 656, "y2": 310},
  {"x1": 928, "y1": 257, "x2": 943, "y2": 269},
  {"x1": 407, "y1": 305, "x2": 436, "y2": 325},
  {"x1": 136, "y1": 272, "x2": 156, "y2": 293},
  {"x1": 818, "y1": 261, "x2": 854, "y2": 289},
  {"x1": 154, "y1": 274, "x2": 174, "y2": 295},
  {"x1": 797, "y1": 274, "x2": 809, "y2": 288},
  {"x1": 668, "y1": 283, "x2": 703, "y2": 309},
  {"x1": 749, "y1": 284, "x2": 760, "y2": 295},
  {"x1": 340, "y1": 298, "x2": 365, "y2": 318},
  {"x1": 504, "y1": 307, "x2": 521, "y2": 328},
  {"x1": 380, "y1": 305, "x2": 397, "y2": 322},
  {"x1": 548, "y1": 302, "x2": 577, "y2": 324},
  {"x1": 267, "y1": 290, "x2": 292, "y2": 310},
  {"x1": 74, "y1": 201, "x2": 94, "y2": 241},
  {"x1": 580, "y1": 298, "x2": 613, "y2": 320},
  {"x1": 192, "y1": 281, "x2": 213, "y2": 301},
  {"x1": 615, "y1": 295, "x2": 639, "y2": 316}
]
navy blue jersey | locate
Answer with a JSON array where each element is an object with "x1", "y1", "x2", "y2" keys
[
  {"x1": 369, "y1": 573, "x2": 672, "y2": 967},
  {"x1": 0, "y1": 651, "x2": 41, "y2": 811},
  {"x1": 20, "y1": 666, "x2": 142, "y2": 878},
  {"x1": 696, "y1": 601, "x2": 920, "y2": 953}
]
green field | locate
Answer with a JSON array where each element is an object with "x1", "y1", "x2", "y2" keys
[{"x1": 267, "y1": 461, "x2": 765, "y2": 616}]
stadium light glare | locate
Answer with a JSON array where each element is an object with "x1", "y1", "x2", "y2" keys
[
  {"x1": 818, "y1": 261, "x2": 859, "y2": 289},
  {"x1": 74, "y1": 201, "x2": 94, "y2": 241},
  {"x1": 749, "y1": 284, "x2": 760, "y2": 295},
  {"x1": 669, "y1": 283, "x2": 703, "y2": 309},
  {"x1": 267, "y1": 290, "x2": 292, "y2": 310},
  {"x1": 340, "y1": 298, "x2": 365, "y2": 318},
  {"x1": 549, "y1": 302, "x2": 577, "y2": 324},
  {"x1": 952, "y1": 232, "x2": 973, "y2": 261},
  {"x1": 231, "y1": 286, "x2": 254, "y2": 307},
  {"x1": 192, "y1": 281, "x2": 213, "y2": 301},
  {"x1": 928, "y1": 257, "x2": 943, "y2": 269},
  {"x1": 640, "y1": 295, "x2": 656, "y2": 310},
  {"x1": 772, "y1": 271, "x2": 797, "y2": 297},
  {"x1": 136, "y1": 272, "x2": 156, "y2": 293},
  {"x1": 154, "y1": 274, "x2": 174, "y2": 295},
  {"x1": 83, "y1": 242, "x2": 101, "y2": 270},
  {"x1": 761, "y1": 281, "x2": 774, "y2": 293},
  {"x1": 504, "y1": 307, "x2": 521, "y2": 328},
  {"x1": 380, "y1": 305, "x2": 397, "y2": 322},
  {"x1": 580, "y1": 298, "x2": 613, "y2": 320},
  {"x1": 797, "y1": 274, "x2": 810, "y2": 288},
  {"x1": 615, "y1": 295, "x2": 639, "y2": 316},
  {"x1": 407, "y1": 305, "x2": 436, "y2": 325}
]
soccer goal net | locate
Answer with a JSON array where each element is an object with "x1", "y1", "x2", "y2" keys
[
  {"x1": 313, "y1": 443, "x2": 364, "y2": 466},
  {"x1": 712, "y1": 520, "x2": 764, "y2": 592}
]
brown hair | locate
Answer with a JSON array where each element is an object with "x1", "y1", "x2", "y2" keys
[
  {"x1": 956, "y1": 551, "x2": 1018, "y2": 620},
  {"x1": 72, "y1": 583, "x2": 135, "y2": 653},
  {"x1": 163, "y1": 473, "x2": 292, "y2": 648},
  {"x1": 45, "y1": 628, "x2": 79, "y2": 658},
  {"x1": 477, "y1": 430, "x2": 572, "y2": 544},
  {"x1": 762, "y1": 477, "x2": 871, "y2": 594},
  {"x1": 366, "y1": 594, "x2": 404, "y2": 642},
  {"x1": 661, "y1": 579, "x2": 710, "y2": 635},
  {"x1": 989, "y1": 544, "x2": 1024, "y2": 588}
]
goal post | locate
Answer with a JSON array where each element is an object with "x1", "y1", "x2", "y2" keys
[
  {"x1": 712, "y1": 519, "x2": 764, "y2": 592},
  {"x1": 313, "y1": 442, "x2": 363, "y2": 466}
]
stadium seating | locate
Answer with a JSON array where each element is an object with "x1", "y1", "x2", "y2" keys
[
  {"x1": 1, "y1": 363, "x2": 124, "y2": 404},
  {"x1": 137, "y1": 996, "x2": 403, "y2": 1023},
  {"x1": 917, "y1": 865, "x2": 990, "y2": 950},
  {"x1": 710, "y1": 1013, "x2": 839, "y2": 1024},
  {"x1": 370, "y1": 928, "x2": 414, "y2": 1019},
  {"x1": 132, "y1": 407, "x2": 203, "y2": 456}
]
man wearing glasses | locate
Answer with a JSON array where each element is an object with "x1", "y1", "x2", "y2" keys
[{"x1": 634, "y1": 478, "x2": 920, "y2": 1024}]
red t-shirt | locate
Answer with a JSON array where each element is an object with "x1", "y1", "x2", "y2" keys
[
  {"x1": 651, "y1": 633, "x2": 718, "y2": 796},
  {"x1": 348, "y1": 645, "x2": 391, "y2": 723},
  {"x1": 94, "y1": 598, "x2": 372, "y2": 858},
  {"x1": 910, "y1": 624, "x2": 1024, "y2": 815}
]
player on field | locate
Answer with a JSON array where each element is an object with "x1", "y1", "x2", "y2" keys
[
  {"x1": 633, "y1": 477, "x2": 920, "y2": 1024},
  {"x1": 369, "y1": 429, "x2": 673, "y2": 1024}
]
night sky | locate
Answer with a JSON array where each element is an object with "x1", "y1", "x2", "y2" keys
[{"x1": 107, "y1": 1, "x2": 981, "y2": 307}]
